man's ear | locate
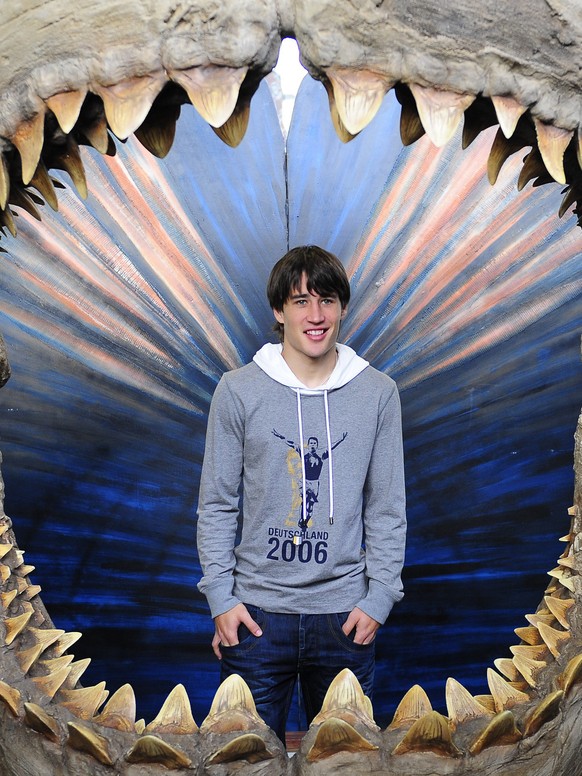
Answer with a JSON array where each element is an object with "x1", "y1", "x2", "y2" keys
[
  {"x1": 340, "y1": 306, "x2": 348, "y2": 319},
  {"x1": 273, "y1": 308, "x2": 284, "y2": 324}
]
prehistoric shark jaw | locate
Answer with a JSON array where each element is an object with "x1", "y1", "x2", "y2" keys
[{"x1": 0, "y1": 1, "x2": 581, "y2": 774}]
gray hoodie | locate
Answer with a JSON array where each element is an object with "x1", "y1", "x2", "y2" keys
[{"x1": 197, "y1": 343, "x2": 406, "y2": 624}]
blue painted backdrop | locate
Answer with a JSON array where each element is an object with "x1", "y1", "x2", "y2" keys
[{"x1": 0, "y1": 78, "x2": 580, "y2": 728}]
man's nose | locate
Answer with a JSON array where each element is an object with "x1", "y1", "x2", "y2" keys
[{"x1": 307, "y1": 301, "x2": 325, "y2": 321}]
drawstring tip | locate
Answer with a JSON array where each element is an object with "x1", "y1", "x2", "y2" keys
[
  {"x1": 329, "y1": 516, "x2": 334, "y2": 525},
  {"x1": 293, "y1": 534, "x2": 302, "y2": 546}
]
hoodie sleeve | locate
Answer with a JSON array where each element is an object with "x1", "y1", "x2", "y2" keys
[
  {"x1": 355, "y1": 379, "x2": 407, "y2": 624},
  {"x1": 196, "y1": 375, "x2": 244, "y2": 618}
]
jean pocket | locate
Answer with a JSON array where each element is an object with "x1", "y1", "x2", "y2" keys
[
  {"x1": 328, "y1": 612, "x2": 375, "y2": 653},
  {"x1": 222, "y1": 604, "x2": 265, "y2": 653}
]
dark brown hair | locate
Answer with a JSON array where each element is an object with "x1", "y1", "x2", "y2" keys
[{"x1": 267, "y1": 245, "x2": 350, "y2": 338}]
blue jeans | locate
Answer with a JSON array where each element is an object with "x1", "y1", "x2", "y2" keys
[{"x1": 219, "y1": 605, "x2": 375, "y2": 743}]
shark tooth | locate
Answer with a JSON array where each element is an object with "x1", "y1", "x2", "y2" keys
[
  {"x1": 22, "y1": 584, "x2": 41, "y2": 601},
  {"x1": 557, "y1": 555, "x2": 577, "y2": 570},
  {"x1": 392, "y1": 711, "x2": 461, "y2": 757},
  {"x1": 517, "y1": 149, "x2": 547, "y2": 191},
  {"x1": 0, "y1": 679, "x2": 21, "y2": 716},
  {"x1": 388, "y1": 684, "x2": 432, "y2": 729},
  {"x1": 8, "y1": 188, "x2": 41, "y2": 222},
  {"x1": 0, "y1": 588, "x2": 18, "y2": 608},
  {"x1": 487, "y1": 668, "x2": 530, "y2": 711},
  {"x1": 201, "y1": 674, "x2": 264, "y2": 733},
  {"x1": 16, "y1": 644, "x2": 51, "y2": 674},
  {"x1": 323, "y1": 80, "x2": 356, "y2": 143},
  {"x1": 523, "y1": 690, "x2": 563, "y2": 738},
  {"x1": 525, "y1": 612, "x2": 556, "y2": 628},
  {"x1": 12, "y1": 577, "x2": 28, "y2": 595},
  {"x1": 134, "y1": 102, "x2": 180, "y2": 158},
  {"x1": 494, "y1": 658, "x2": 523, "y2": 682},
  {"x1": 27, "y1": 626, "x2": 65, "y2": 649},
  {"x1": 24, "y1": 702, "x2": 60, "y2": 742},
  {"x1": 312, "y1": 668, "x2": 375, "y2": 728},
  {"x1": 136, "y1": 719, "x2": 145, "y2": 734},
  {"x1": 47, "y1": 136, "x2": 88, "y2": 200},
  {"x1": 547, "y1": 566, "x2": 576, "y2": 593},
  {"x1": 53, "y1": 631, "x2": 82, "y2": 656},
  {"x1": 0, "y1": 541, "x2": 12, "y2": 559},
  {"x1": 445, "y1": 677, "x2": 494, "y2": 727},
  {"x1": 0, "y1": 154, "x2": 9, "y2": 210},
  {"x1": 93, "y1": 683, "x2": 136, "y2": 732},
  {"x1": 170, "y1": 65, "x2": 248, "y2": 128},
  {"x1": 514, "y1": 626, "x2": 543, "y2": 646},
  {"x1": 510, "y1": 654, "x2": 547, "y2": 689},
  {"x1": 534, "y1": 120, "x2": 573, "y2": 185},
  {"x1": 307, "y1": 718, "x2": 378, "y2": 762},
  {"x1": 559, "y1": 653, "x2": 582, "y2": 696},
  {"x1": 544, "y1": 595, "x2": 574, "y2": 629},
  {"x1": 126, "y1": 734, "x2": 191, "y2": 768},
  {"x1": 491, "y1": 95, "x2": 527, "y2": 138},
  {"x1": 212, "y1": 99, "x2": 251, "y2": 148},
  {"x1": 67, "y1": 721, "x2": 114, "y2": 766},
  {"x1": 473, "y1": 695, "x2": 496, "y2": 713},
  {"x1": 409, "y1": 84, "x2": 474, "y2": 147},
  {"x1": 79, "y1": 111, "x2": 111, "y2": 155},
  {"x1": 64, "y1": 658, "x2": 91, "y2": 689},
  {"x1": 0, "y1": 207, "x2": 17, "y2": 239},
  {"x1": 537, "y1": 622, "x2": 571, "y2": 658},
  {"x1": 145, "y1": 683, "x2": 198, "y2": 735},
  {"x1": 207, "y1": 733, "x2": 274, "y2": 765},
  {"x1": 29, "y1": 162, "x2": 58, "y2": 211},
  {"x1": 59, "y1": 681, "x2": 108, "y2": 719},
  {"x1": 469, "y1": 710, "x2": 522, "y2": 755},
  {"x1": 45, "y1": 89, "x2": 87, "y2": 134},
  {"x1": 396, "y1": 85, "x2": 425, "y2": 146},
  {"x1": 31, "y1": 656, "x2": 74, "y2": 699},
  {"x1": 325, "y1": 67, "x2": 393, "y2": 136},
  {"x1": 11, "y1": 109, "x2": 45, "y2": 185},
  {"x1": 487, "y1": 127, "x2": 530, "y2": 185},
  {"x1": 93, "y1": 72, "x2": 167, "y2": 140},
  {"x1": 4, "y1": 609, "x2": 33, "y2": 645}
]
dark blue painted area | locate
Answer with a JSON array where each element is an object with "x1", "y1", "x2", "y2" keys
[{"x1": 0, "y1": 77, "x2": 580, "y2": 729}]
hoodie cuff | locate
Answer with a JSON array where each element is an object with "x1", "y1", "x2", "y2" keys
[
  {"x1": 198, "y1": 579, "x2": 242, "y2": 619},
  {"x1": 355, "y1": 581, "x2": 404, "y2": 625}
]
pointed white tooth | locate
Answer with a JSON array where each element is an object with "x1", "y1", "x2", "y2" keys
[
  {"x1": 326, "y1": 67, "x2": 394, "y2": 135},
  {"x1": 45, "y1": 89, "x2": 87, "y2": 134},
  {"x1": 11, "y1": 109, "x2": 45, "y2": 185},
  {"x1": 170, "y1": 65, "x2": 247, "y2": 127},
  {"x1": 491, "y1": 96, "x2": 527, "y2": 138},
  {"x1": 408, "y1": 84, "x2": 474, "y2": 147},
  {"x1": 93, "y1": 72, "x2": 167, "y2": 140},
  {"x1": 534, "y1": 120, "x2": 573, "y2": 185},
  {"x1": 0, "y1": 154, "x2": 9, "y2": 210}
]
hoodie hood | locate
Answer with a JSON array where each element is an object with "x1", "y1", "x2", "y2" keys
[{"x1": 253, "y1": 342, "x2": 368, "y2": 392}]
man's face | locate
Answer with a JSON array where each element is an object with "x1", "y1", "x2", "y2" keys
[{"x1": 273, "y1": 274, "x2": 347, "y2": 365}]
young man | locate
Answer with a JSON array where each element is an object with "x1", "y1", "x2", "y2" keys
[{"x1": 197, "y1": 245, "x2": 406, "y2": 742}]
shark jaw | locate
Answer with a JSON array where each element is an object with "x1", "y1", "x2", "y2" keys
[{"x1": 0, "y1": 1, "x2": 582, "y2": 774}]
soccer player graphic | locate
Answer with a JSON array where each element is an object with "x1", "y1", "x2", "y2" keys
[{"x1": 272, "y1": 429, "x2": 348, "y2": 529}]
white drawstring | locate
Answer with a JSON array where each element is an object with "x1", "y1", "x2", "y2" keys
[
  {"x1": 295, "y1": 390, "x2": 307, "y2": 538},
  {"x1": 323, "y1": 390, "x2": 334, "y2": 525}
]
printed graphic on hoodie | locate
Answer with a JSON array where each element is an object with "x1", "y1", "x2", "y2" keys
[{"x1": 272, "y1": 429, "x2": 348, "y2": 529}]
